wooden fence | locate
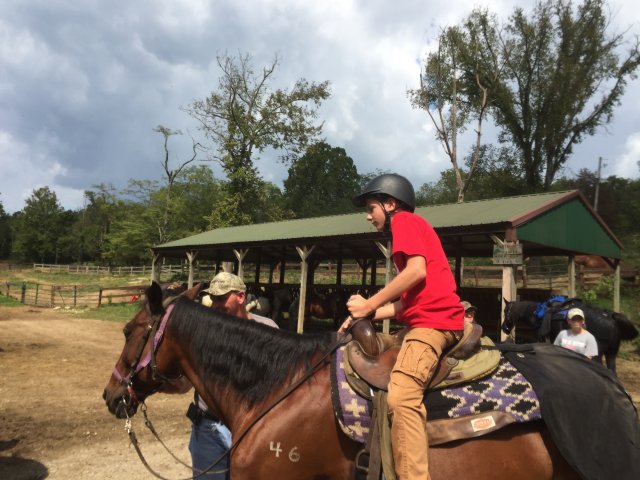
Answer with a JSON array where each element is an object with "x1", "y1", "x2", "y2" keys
[
  {"x1": 32, "y1": 263, "x2": 211, "y2": 277},
  {"x1": 461, "y1": 263, "x2": 638, "y2": 290},
  {"x1": 1, "y1": 260, "x2": 635, "y2": 310},
  {"x1": 1, "y1": 282, "x2": 148, "y2": 308}
]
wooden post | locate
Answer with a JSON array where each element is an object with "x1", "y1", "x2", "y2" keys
[
  {"x1": 51, "y1": 285, "x2": 56, "y2": 307},
  {"x1": 370, "y1": 258, "x2": 377, "y2": 285},
  {"x1": 73, "y1": 285, "x2": 77, "y2": 308},
  {"x1": 491, "y1": 236, "x2": 521, "y2": 342},
  {"x1": 296, "y1": 245, "x2": 315, "y2": 334},
  {"x1": 357, "y1": 259, "x2": 367, "y2": 286},
  {"x1": 233, "y1": 249, "x2": 248, "y2": 278},
  {"x1": 375, "y1": 241, "x2": 394, "y2": 334},
  {"x1": 501, "y1": 265, "x2": 517, "y2": 342},
  {"x1": 567, "y1": 256, "x2": 576, "y2": 298},
  {"x1": 21, "y1": 282, "x2": 26, "y2": 304},
  {"x1": 98, "y1": 287, "x2": 103, "y2": 307},
  {"x1": 35, "y1": 283, "x2": 39, "y2": 306},
  {"x1": 255, "y1": 251, "x2": 262, "y2": 285},
  {"x1": 186, "y1": 251, "x2": 198, "y2": 289},
  {"x1": 454, "y1": 256, "x2": 463, "y2": 289},
  {"x1": 279, "y1": 253, "x2": 286, "y2": 284},
  {"x1": 150, "y1": 252, "x2": 161, "y2": 284},
  {"x1": 336, "y1": 245, "x2": 343, "y2": 286},
  {"x1": 268, "y1": 261, "x2": 275, "y2": 284},
  {"x1": 613, "y1": 260, "x2": 621, "y2": 312}
]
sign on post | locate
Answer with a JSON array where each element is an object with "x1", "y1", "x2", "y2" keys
[{"x1": 492, "y1": 243, "x2": 523, "y2": 265}]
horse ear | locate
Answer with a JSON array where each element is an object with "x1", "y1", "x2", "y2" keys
[{"x1": 147, "y1": 281, "x2": 164, "y2": 315}]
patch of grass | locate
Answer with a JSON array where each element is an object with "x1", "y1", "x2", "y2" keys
[
  {"x1": 66, "y1": 302, "x2": 141, "y2": 322},
  {"x1": 0, "y1": 294, "x2": 23, "y2": 307}
]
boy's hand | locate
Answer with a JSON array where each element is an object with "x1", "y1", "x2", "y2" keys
[
  {"x1": 338, "y1": 316, "x2": 353, "y2": 333},
  {"x1": 347, "y1": 294, "x2": 375, "y2": 320}
]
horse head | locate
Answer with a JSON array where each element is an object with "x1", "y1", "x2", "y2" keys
[
  {"x1": 102, "y1": 282, "x2": 198, "y2": 419},
  {"x1": 502, "y1": 300, "x2": 515, "y2": 334}
]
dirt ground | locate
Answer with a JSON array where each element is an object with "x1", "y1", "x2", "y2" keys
[
  {"x1": 1, "y1": 305, "x2": 639, "y2": 480},
  {"x1": 0, "y1": 306, "x2": 193, "y2": 480}
]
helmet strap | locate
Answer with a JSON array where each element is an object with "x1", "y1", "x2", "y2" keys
[{"x1": 378, "y1": 199, "x2": 396, "y2": 233}]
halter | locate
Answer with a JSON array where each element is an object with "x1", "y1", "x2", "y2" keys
[{"x1": 111, "y1": 303, "x2": 176, "y2": 405}]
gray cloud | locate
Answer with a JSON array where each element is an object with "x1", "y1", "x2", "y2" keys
[{"x1": 1, "y1": 0, "x2": 639, "y2": 214}]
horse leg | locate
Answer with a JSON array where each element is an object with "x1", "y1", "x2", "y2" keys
[{"x1": 605, "y1": 354, "x2": 617, "y2": 374}]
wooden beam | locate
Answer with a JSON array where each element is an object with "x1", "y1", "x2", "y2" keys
[
  {"x1": 150, "y1": 252, "x2": 161, "y2": 284},
  {"x1": 567, "y1": 255, "x2": 576, "y2": 298},
  {"x1": 375, "y1": 240, "x2": 393, "y2": 334},
  {"x1": 296, "y1": 245, "x2": 316, "y2": 334},
  {"x1": 614, "y1": 260, "x2": 621, "y2": 312},
  {"x1": 233, "y1": 248, "x2": 249, "y2": 278},
  {"x1": 501, "y1": 265, "x2": 517, "y2": 342},
  {"x1": 186, "y1": 251, "x2": 198, "y2": 289}
]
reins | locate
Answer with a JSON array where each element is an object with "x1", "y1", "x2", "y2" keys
[{"x1": 121, "y1": 307, "x2": 365, "y2": 480}]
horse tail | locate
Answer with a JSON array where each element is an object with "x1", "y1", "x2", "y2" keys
[{"x1": 613, "y1": 312, "x2": 639, "y2": 340}]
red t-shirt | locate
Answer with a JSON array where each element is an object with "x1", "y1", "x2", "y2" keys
[{"x1": 391, "y1": 211, "x2": 464, "y2": 330}]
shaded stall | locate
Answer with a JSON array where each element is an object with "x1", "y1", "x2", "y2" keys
[{"x1": 151, "y1": 190, "x2": 623, "y2": 337}]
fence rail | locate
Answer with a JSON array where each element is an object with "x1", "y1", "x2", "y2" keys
[
  {"x1": 461, "y1": 264, "x2": 638, "y2": 290},
  {"x1": 1, "y1": 281, "x2": 148, "y2": 308},
  {"x1": 31, "y1": 263, "x2": 211, "y2": 276},
  {"x1": 1, "y1": 261, "x2": 636, "y2": 310}
]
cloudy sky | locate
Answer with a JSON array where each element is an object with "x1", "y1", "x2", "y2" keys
[{"x1": 2, "y1": 0, "x2": 640, "y2": 214}]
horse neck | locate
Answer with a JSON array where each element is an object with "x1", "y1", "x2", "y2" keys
[
  {"x1": 166, "y1": 301, "x2": 333, "y2": 431},
  {"x1": 174, "y1": 346, "x2": 249, "y2": 429}
]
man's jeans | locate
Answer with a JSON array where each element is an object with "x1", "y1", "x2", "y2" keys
[{"x1": 189, "y1": 419, "x2": 232, "y2": 480}]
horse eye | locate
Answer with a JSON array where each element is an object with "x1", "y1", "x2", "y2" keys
[{"x1": 123, "y1": 327, "x2": 132, "y2": 339}]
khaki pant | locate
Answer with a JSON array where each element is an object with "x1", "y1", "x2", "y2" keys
[{"x1": 387, "y1": 328, "x2": 460, "y2": 480}]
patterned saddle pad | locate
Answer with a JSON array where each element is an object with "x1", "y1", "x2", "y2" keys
[{"x1": 330, "y1": 345, "x2": 541, "y2": 444}]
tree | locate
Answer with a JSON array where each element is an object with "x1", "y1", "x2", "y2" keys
[
  {"x1": 101, "y1": 202, "x2": 154, "y2": 265},
  {"x1": 416, "y1": 145, "x2": 528, "y2": 205},
  {"x1": 72, "y1": 184, "x2": 123, "y2": 263},
  {"x1": 409, "y1": 26, "x2": 495, "y2": 202},
  {"x1": 152, "y1": 125, "x2": 201, "y2": 244},
  {"x1": 171, "y1": 165, "x2": 226, "y2": 235},
  {"x1": 12, "y1": 187, "x2": 65, "y2": 263},
  {"x1": 283, "y1": 142, "x2": 361, "y2": 218},
  {"x1": 186, "y1": 52, "x2": 331, "y2": 225},
  {"x1": 0, "y1": 199, "x2": 11, "y2": 259},
  {"x1": 426, "y1": 0, "x2": 640, "y2": 190}
]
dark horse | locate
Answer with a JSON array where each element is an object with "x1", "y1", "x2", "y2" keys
[
  {"x1": 103, "y1": 283, "x2": 639, "y2": 479},
  {"x1": 503, "y1": 299, "x2": 639, "y2": 372}
]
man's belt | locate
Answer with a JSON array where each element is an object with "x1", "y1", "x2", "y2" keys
[{"x1": 186, "y1": 402, "x2": 220, "y2": 424}]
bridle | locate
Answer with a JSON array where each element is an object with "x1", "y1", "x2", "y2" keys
[{"x1": 111, "y1": 303, "x2": 178, "y2": 409}]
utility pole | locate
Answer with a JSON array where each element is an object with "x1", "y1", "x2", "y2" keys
[{"x1": 594, "y1": 156, "x2": 604, "y2": 212}]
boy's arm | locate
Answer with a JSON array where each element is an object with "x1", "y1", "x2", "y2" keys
[{"x1": 347, "y1": 254, "x2": 426, "y2": 319}]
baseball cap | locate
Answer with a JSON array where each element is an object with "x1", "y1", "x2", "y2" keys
[
  {"x1": 567, "y1": 308, "x2": 585, "y2": 320},
  {"x1": 204, "y1": 272, "x2": 246, "y2": 296},
  {"x1": 461, "y1": 301, "x2": 477, "y2": 313}
]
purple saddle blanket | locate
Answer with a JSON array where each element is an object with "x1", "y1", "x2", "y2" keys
[{"x1": 330, "y1": 345, "x2": 541, "y2": 444}]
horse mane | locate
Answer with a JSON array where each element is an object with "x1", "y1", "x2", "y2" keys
[{"x1": 167, "y1": 297, "x2": 335, "y2": 407}]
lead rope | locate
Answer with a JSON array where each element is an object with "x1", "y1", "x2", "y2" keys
[{"x1": 123, "y1": 321, "x2": 364, "y2": 480}]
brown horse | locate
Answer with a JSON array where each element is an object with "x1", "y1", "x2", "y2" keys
[{"x1": 103, "y1": 283, "x2": 586, "y2": 479}]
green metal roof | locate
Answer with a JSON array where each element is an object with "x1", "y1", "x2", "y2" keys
[{"x1": 153, "y1": 190, "x2": 622, "y2": 261}]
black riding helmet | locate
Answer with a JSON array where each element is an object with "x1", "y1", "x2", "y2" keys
[{"x1": 352, "y1": 173, "x2": 416, "y2": 212}]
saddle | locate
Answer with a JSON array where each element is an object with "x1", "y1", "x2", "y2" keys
[
  {"x1": 343, "y1": 321, "x2": 505, "y2": 480},
  {"x1": 346, "y1": 320, "x2": 494, "y2": 392}
]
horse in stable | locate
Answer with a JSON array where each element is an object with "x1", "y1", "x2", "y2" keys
[{"x1": 103, "y1": 283, "x2": 640, "y2": 479}]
